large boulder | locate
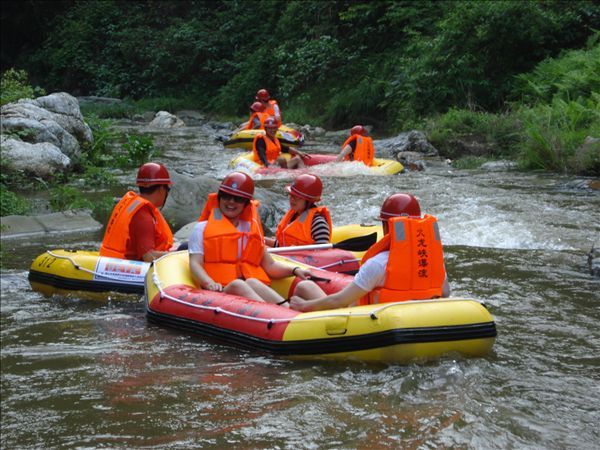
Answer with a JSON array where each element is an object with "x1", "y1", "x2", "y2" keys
[
  {"x1": 162, "y1": 172, "x2": 285, "y2": 232},
  {"x1": 149, "y1": 111, "x2": 186, "y2": 128},
  {"x1": 1, "y1": 136, "x2": 70, "y2": 178},
  {"x1": 0, "y1": 92, "x2": 93, "y2": 179},
  {"x1": 375, "y1": 130, "x2": 439, "y2": 159}
]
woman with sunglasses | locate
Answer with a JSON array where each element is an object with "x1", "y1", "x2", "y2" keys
[{"x1": 188, "y1": 172, "x2": 319, "y2": 304}]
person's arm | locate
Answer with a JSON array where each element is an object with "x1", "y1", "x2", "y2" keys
[
  {"x1": 189, "y1": 253, "x2": 223, "y2": 291},
  {"x1": 336, "y1": 140, "x2": 356, "y2": 162},
  {"x1": 261, "y1": 251, "x2": 311, "y2": 280},
  {"x1": 290, "y1": 282, "x2": 368, "y2": 312},
  {"x1": 310, "y1": 214, "x2": 331, "y2": 244},
  {"x1": 264, "y1": 237, "x2": 276, "y2": 247},
  {"x1": 441, "y1": 274, "x2": 451, "y2": 297},
  {"x1": 129, "y1": 208, "x2": 169, "y2": 262},
  {"x1": 255, "y1": 137, "x2": 270, "y2": 166}
]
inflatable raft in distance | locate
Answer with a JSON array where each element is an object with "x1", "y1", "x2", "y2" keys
[
  {"x1": 224, "y1": 126, "x2": 304, "y2": 150},
  {"x1": 230, "y1": 152, "x2": 403, "y2": 176},
  {"x1": 146, "y1": 251, "x2": 497, "y2": 364}
]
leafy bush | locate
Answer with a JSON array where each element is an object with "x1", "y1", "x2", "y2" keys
[
  {"x1": 513, "y1": 41, "x2": 600, "y2": 105},
  {"x1": 0, "y1": 68, "x2": 45, "y2": 105},
  {"x1": 425, "y1": 108, "x2": 521, "y2": 158},
  {"x1": 49, "y1": 186, "x2": 94, "y2": 211},
  {"x1": 119, "y1": 134, "x2": 160, "y2": 167},
  {"x1": 517, "y1": 96, "x2": 600, "y2": 172},
  {"x1": 0, "y1": 186, "x2": 31, "y2": 216}
]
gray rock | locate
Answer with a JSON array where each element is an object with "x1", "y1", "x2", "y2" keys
[
  {"x1": 375, "y1": 130, "x2": 439, "y2": 159},
  {"x1": 161, "y1": 172, "x2": 285, "y2": 232},
  {"x1": 149, "y1": 111, "x2": 186, "y2": 128},
  {"x1": 0, "y1": 210, "x2": 102, "y2": 239},
  {"x1": 1, "y1": 136, "x2": 70, "y2": 177},
  {"x1": 0, "y1": 92, "x2": 93, "y2": 173}
]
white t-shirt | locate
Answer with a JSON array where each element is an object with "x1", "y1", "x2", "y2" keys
[
  {"x1": 188, "y1": 220, "x2": 251, "y2": 257},
  {"x1": 353, "y1": 251, "x2": 389, "y2": 292}
]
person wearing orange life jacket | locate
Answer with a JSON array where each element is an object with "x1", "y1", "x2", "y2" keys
[
  {"x1": 232, "y1": 102, "x2": 268, "y2": 134},
  {"x1": 99, "y1": 162, "x2": 175, "y2": 262},
  {"x1": 252, "y1": 117, "x2": 309, "y2": 169},
  {"x1": 188, "y1": 171, "x2": 316, "y2": 304},
  {"x1": 289, "y1": 193, "x2": 451, "y2": 312},
  {"x1": 255, "y1": 88, "x2": 282, "y2": 127},
  {"x1": 335, "y1": 125, "x2": 375, "y2": 167},
  {"x1": 264, "y1": 174, "x2": 332, "y2": 248}
]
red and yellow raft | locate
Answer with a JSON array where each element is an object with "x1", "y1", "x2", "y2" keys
[{"x1": 145, "y1": 251, "x2": 497, "y2": 364}]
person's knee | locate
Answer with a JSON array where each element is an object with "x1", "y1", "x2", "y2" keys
[
  {"x1": 224, "y1": 279, "x2": 249, "y2": 294},
  {"x1": 245, "y1": 278, "x2": 263, "y2": 289}
]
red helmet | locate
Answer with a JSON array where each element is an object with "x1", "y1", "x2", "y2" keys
[
  {"x1": 250, "y1": 101, "x2": 265, "y2": 112},
  {"x1": 351, "y1": 125, "x2": 367, "y2": 136},
  {"x1": 136, "y1": 162, "x2": 172, "y2": 187},
  {"x1": 379, "y1": 193, "x2": 421, "y2": 220},
  {"x1": 256, "y1": 89, "x2": 270, "y2": 101},
  {"x1": 219, "y1": 172, "x2": 254, "y2": 199},
  {"x1": 286, "y1": 174, "x2": 323, "y2": 202},
  {"x1": 263, "y1": 117, "x2": 278, "y2": 129}
]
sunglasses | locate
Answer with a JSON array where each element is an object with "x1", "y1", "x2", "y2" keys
[
  {"x1": 220, "y1": 193, "x2": 246, "y2": 203},
  {"x1": 164, "y1": 185, "x2": 171, "y2": 193}
]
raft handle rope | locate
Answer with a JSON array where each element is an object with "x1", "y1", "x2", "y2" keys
[
  {"x1": 150, "y1": 256, "x2": 473, "y2": 326},
  {"x1": 45, "y1": 250, "x2": 150, "y2": 283}
]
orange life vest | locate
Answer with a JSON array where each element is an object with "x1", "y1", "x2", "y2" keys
[
  {"x1": 252, "y1": 134, "x2": 281, "y2": 165},
  {"x1": 264, "y1": 100, "x2": 281, "y2": 126},
  {"x1": 359, "y1": 215, "x2": 446, "y2": 305},
  {"x1": 341, "y1": 135, "x2": 375, "y2": 167},
  {"x1": 197, "y1": 193, "x2": 269, "y2": 285},
  {"x1": 99, "y1": 191, "x2": 173, "y2": 259},
  {"x1": 275, "y1": 206, "x2": 332, "y2": 246},
  {"x1": 245, "y1": 111, "x2": 268, "y2": 130}
]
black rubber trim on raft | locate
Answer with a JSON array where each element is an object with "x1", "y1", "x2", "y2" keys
[
  {"x1": 146, "y1": 305, "x2": 497, "y2": 356},
  {"x1": 28, "y1": 269, "x2": 144, "y2": 294}
]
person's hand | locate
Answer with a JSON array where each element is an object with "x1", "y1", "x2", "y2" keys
[
  {"x1": 289, "y1": 295, "x2": 311, "y2": 312},
  {"x1": 292, "y1": 267, "x2": 311, "y2": 280},
  {"x1": 203, "y1": 280, "x2": 223, "y2": 292}
]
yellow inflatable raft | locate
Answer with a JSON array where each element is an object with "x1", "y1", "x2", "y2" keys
[
  {"x1": 230, "y1": 152, "x2": 403, "y2": 176},
  {"x1": 223, "y1": 125, "x2": 304, "y2": 149},
  {"x1": 146, "y1": 251, "x2": 497, "y2": 364},
  {"x1": 29, "y1": 250, "x2": 149, "y2": 298}
]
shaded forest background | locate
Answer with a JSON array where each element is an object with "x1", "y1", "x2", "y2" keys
[{"x1": 1, "y1": 0, "x2": 599, "y2": 174}]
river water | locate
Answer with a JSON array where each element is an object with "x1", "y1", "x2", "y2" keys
[{"x1": 1, "y1": 122, "x2": 599, "y2": 449}]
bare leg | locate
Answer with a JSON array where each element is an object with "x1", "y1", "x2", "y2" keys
[
  {"x1": 287, "y1": 155, "x2": 305, "y2": 169},
  {"x1": 293, "y1": 280, "x2": 326, "y2": 300},
  {"x1": 224, "y1": 279, "x2": 264, "y2": 302},
  {"x1": 245, "y1": 278, "x2": 287, "y2": 305},
  {"x1": 276, "y1": 156, "x2": 288, "y2": 168}
]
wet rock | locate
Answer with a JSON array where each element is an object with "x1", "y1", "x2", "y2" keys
[
  {"x1": 375, "y1": 130, "x2": 439, "y2": 160},
  {"x1": 175, "y1": 110, "x2": 206, "y2": 126},
  {"x1": 1, "y1": 136, "x2": 70, "y2": 177},
  {"x1": 0, "y1": 210, "x2": 102, "y2": 239},
  {"x1": 149, "y1": 111, "x2": 186, "y2": 128},
  {"x1": 0, "y1": 93, "x2": 92, "y2": 179},
  {"x1": 162, "y1": 172, "x2": 285, "y2": 232}
]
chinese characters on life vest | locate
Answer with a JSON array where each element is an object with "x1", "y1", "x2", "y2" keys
[{"x1": 416, "y1": 227, "x2": 429, "y2": 278}]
